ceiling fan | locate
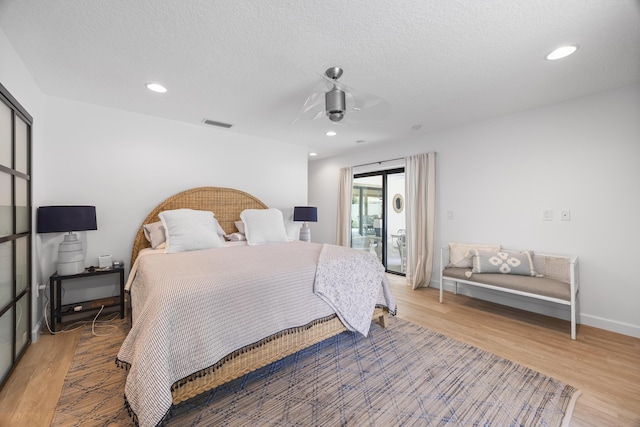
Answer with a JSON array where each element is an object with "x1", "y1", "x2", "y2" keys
[{"x1": 292, "y1": 67, "x2": 391, "y2": 125}]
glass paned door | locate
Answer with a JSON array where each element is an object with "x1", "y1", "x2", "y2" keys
[
  {"x1": 351, "y1": 175, "x2": 383, "y2": 260},
  {"x1": 351, "y1": 168, "x2": 405, "y2": 274},
  {"x1": 0, "y1": 309, "x2": 12, "y2": 381},
  {"x1": 386, "y1": 171, "x2": 406, "y2": 274},
  {"x1": 0, "y1": 82, "x2": 32, "y2": 387}
]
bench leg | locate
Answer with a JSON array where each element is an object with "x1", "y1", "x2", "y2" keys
[{"x1": 571, "y1": 303, "x2": 577, "y2": 340}]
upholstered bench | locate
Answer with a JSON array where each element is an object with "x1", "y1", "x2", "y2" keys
[{"x1": 439, "y1": 244, "x2": 579, "y2": 339}]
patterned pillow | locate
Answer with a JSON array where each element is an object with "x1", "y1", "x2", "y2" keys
[{"x1": 471, "y1": 249, "x2": 539, "y2": 276}]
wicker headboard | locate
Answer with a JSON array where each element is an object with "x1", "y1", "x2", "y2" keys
[{"x1": 130, "y1": 186, "x2": 267, "y2": 266}]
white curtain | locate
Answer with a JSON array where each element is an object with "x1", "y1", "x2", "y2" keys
[
  {"x1": 336, "y1": 166, "x2": 353, "y2": 247},
  {"x1": 405, "y1": 152, "x2": 436, "y2": 289}
]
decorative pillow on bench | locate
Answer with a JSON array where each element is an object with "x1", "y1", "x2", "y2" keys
[
  {"x1": 448, "y1": 243, "x2": 501, "y2": 268},
  {"x1": 470, "y1": 249, "x2": 540, "y2": 277}
]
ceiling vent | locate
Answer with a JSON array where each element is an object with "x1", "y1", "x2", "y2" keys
[{"x1": 202, "y1": 118, "x2": 233, "y2": 128}]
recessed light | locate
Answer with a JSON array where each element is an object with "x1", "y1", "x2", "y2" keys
[
  {"x1": 545, "y1": 45, "x2": 578, "y2": 61},
  {"x1": 325, "y1": 131, "x2": 337, "y2": 136},
  {"x1": 309, "y1": 152, "x2": 317, "y2": 156},
  {"x1": 146, "y1": 83, "x2": 167, "y2": 93}
]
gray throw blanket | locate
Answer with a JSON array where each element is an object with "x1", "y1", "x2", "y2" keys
[{"x1": 315, "y1": 243, "x2": 393, "y2": 336}]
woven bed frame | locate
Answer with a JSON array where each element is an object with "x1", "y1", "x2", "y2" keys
[{"x1": 129, "y1": 186, "x2": 388, "y2": 405}]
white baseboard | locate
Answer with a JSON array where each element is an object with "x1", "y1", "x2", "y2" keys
[
  {"x1": 31, "y1": 317, "x2": 43, "y2": 343},
  {"x1": 579, "y1": 314, "x2": 640, "y2": 339},
  {"x1": 433, "y1": 280, "x2": 640, "y2": 339}
]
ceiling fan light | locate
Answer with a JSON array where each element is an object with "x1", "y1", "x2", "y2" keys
[
  {"x1": 328, "y1": 112, "x2": 344, "y2": 122},
  {"x1": 325, "y1": 86, "x2": 346, "y2": 122}
]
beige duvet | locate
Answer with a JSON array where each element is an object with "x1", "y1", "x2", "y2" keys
[{"x1": 116, "y1": 240, "x2": 395, "y2": 427}]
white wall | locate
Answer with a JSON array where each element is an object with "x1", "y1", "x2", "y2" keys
[
  {"x1": 0, "y1": 29, "x2": 43, "y2": 118},
  {"x1": 36, "y1": 96, "x2": 308, "y2": 301},
  {"x1": 309, "y1": 84, "x2": 640, "y2": 338},
  {"x1": 3, "y1": 25, "x2": 310, "y2": 339}
]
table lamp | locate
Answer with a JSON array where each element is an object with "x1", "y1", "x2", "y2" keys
[
  {"x1": 293, "y1": 206, "x2": 317, "y2": 242},
  {"x1": 37, "y1": 205, "x2": 97, "y2": 275}
]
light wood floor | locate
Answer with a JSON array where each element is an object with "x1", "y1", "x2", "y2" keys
[{"x1": 1, "y1": 276, "x2": 639, "y2": 426}]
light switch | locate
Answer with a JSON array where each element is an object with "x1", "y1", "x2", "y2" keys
[
  {"x1": 561, "y1": 210, "x2": 571, "y2": 221},
  {"x1": 447, "y1": 211, "x2": 454, "y2": 220},
  {"x1": 543, "y1": 210, "x2": 553, "y2": 221}
]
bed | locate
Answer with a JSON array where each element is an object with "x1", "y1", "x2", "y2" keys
[{"x1": 116, "y1": 187, "x2": 396, "y2": 427}]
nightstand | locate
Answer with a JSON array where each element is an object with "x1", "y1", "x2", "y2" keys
[{"x1": 48, "y1": 266, "x2": 125, "y2": 332}]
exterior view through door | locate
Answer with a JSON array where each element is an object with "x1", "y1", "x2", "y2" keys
[{"x1": 351, "y1": 168, "x2": 405, "y2": 275}]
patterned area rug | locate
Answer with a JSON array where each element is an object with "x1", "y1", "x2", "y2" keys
[{"x1": 52, "y1": 316, "x2": 580, "y2": 426}]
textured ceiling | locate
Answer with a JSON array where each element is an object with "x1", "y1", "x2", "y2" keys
[{"x1": 1, "y1": 0, "x2": 639, "y2": 159}]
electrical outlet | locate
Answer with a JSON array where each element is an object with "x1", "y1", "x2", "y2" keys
[
  {"x1": 561, "y1": 210, "x2": 571, "y2": 221},
  {"x1": 543, "y1": 210, "x2": 553, "y2": 221}
]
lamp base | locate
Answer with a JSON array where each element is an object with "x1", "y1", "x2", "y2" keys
[
  {"x1": 299, "y1": 223, "x2": 311, "y2": 242},
  {"x1": 57, "y1": 233, "x2": 86, "y2": 275}
]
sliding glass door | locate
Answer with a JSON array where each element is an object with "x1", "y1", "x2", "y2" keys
[
  {"x1": 351, "y1": 168, "x2": 405, "y2": 274},
  {"x1": 386, "y1": 170, "x2": 406, "y2": 274},
  {"x1": 351, "y1": 174, "x2": 383, "y2": 259},
  {"x1": 0, "y1": 82, "x2": 32, "y2": 388}
]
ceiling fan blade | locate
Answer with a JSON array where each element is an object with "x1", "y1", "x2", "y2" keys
[
  {"x1": 321, "y1": 72, "x2": 391, "y2": 121},
  {"x1": 344, "y1": 90, "x2": 392, "y2": 122},
  {"x1": 291, "y1": 91, "x2": 325, "y2": 124},
  {"x1": 292, "y1": 68, "x2": 391, "y2": 125}
]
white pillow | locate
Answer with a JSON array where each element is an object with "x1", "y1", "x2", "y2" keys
[
  {"x1": 212, "y1": 217, "x2": 227, "y2": 237},
  {"x1": 240, "y1": 208, "x2": 288, "y2": 245},
  {"x1": 234, "y1": 220, "x2": 245, "y2": 234},
  {"x1": 144, "y1": 215, "x2": 225, "y2": 247},
  {"x1": 159, "y1": 209, "x2": 224, "y2": 253},
  {"x1": 448, "y1": 243, "x2": 501, "y2": 268}
]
